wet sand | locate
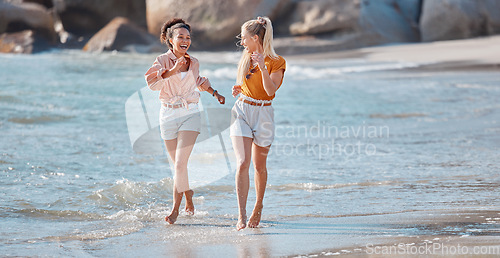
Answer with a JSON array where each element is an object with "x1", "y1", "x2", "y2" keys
[
  {"x1": 90, "y1": 209, "x2": 499, "y2": 257},
  {"x1": 293, "y1": 209, "x2": 500, "y2": 257}
]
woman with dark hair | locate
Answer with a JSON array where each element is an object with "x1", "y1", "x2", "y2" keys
[{"x1": 145, "y1": 18, "x2": 225, "y2": 224}]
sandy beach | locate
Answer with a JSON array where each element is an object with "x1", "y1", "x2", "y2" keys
[
  {"x1": 77, "y1": 209, "x2": 497, "y2": 257},
  {"x1": 291, "y1": 209, "x2": 500, "y2": 257},
  {"x1": 2, "y1": 0, "x2": 500, "y2": 255},
  {"x1": 1, "y1": 35, "x2": 499, "y2": 257},
  {"x1": 290, "y1": 35, "x2": 500, "y2": 69}
]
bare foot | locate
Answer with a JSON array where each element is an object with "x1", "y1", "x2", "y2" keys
[
  {"x1": 184, "y1": 190, "x2": 195, "y2": 215},
  {"x1": 248, "y1": 204, "x2": 263, "y2": 228},
  {"x1": 165, "y1": 209, "x2": 179, "y2": 224},
  {"x1": 236, "y1": 215, "x2": 247, "y2": 231}
]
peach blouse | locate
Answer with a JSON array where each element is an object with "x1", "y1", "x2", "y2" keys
[{"x1": 144, "y1": 50, "x2": 209, "y2": 108}]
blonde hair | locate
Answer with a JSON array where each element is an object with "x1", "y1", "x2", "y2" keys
[{"x1": 236, "y1": 16, "x2": 278, "y2": 85}]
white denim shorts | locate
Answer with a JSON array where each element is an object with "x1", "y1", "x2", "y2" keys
[
  {"x1": 159, "y1": 103, "x2": 201, "y2": 140},
  {"x1": 230, "y1": 96, "x2": 274, "y2": 147}
]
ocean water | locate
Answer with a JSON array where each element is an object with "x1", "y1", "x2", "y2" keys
[{"x1": 1, "y1": 49, "x2": 499, "y2": 256}]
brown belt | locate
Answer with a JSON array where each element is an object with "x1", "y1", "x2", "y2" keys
[{"x1": 238, "y1": 97, "x2": 272, "y2": 106}]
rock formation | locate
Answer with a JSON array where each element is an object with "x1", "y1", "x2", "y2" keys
[
  {"x1": 421, "y1": 0, "x2": 500, "y2": 41},
  {"x1": 83, "y1": 17, "x2": 160, "y2": 53}
]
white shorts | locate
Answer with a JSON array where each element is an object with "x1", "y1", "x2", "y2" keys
[
  {"x1": 159, "y1": 103, "x2": 201, "y2": 140},
  {"x1": 230, "y1": 96, "x2": 275, "y2": 147}
]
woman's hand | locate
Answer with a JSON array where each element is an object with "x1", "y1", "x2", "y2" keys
[
  {"x1": 215, "y1": 92, "x2": 225, "y2": 104},
  {"x1": 172, "y1": 56, "x2": 187, "y2": 72},
  {"x1": 161, "y1": 57, "x2": 186, "y2": 79},
  {"x1": 251, "y1": 52, "x2": 266, "y2": 70},
  {"x1": 232, "y1": 85, "x2": 242, "y2": 97}
]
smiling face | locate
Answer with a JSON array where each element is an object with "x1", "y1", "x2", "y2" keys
[
  {"x1": 169, "y1": 28, "x2": 191, "y2": 55},
  {"x1": 240, "y1": 29, "x2": 261, "y2": 53}
]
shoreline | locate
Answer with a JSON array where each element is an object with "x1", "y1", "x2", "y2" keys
[
  {"x1": 2, "y1": 33, "x2": 499, "y2": 257},
  {"x1": 286, "y1": 35, "x2": 500, "y2": 71},
  {"x1": 5, "y1": 35, "x2": 499, "y2": 73},
  {"x1": 290, "y1": 209, "x2": 500, "y2": 257}
]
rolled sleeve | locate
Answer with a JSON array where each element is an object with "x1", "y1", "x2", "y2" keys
[
  {"x1": 196, "y1": 76, "x2": 209, "y2": 91},
  {"x1": 145, "y1": 55, "x2": 173, "y2": 91},
  {"x1": 145, "y1": 60, "x2": 164, "y2": 91}
]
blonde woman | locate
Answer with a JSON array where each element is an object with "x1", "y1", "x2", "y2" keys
[
  {"x1": 231, "y1": 16, "x2": 286, "y2": 230},
  {"x1": 145, "y1": 18, "x2": 225, "y2": 224}
]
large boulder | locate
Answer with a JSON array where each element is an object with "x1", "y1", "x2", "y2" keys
[
  {"x1": 359, "y1": 0, "x2": 421, "y2": 43},
  {"x1": 420, "y1": 0, "x2": 500, "y2": 42},
  {"x1": 83, "y1": 17, "x2": 161, "y2": 53},
  {"x1": 145, "y1": 0, "x2": 292, "y2": 49},
  {"x1": 0, "y1": 30, "x2": 34, "y2": 53},
  {"x1": 0, "y1": 1, "x2": 57, "y2": 43},
  {"x1": 24, "y1": 0, "x2": 53, "y2": 8},
  {"x1": 288, "y1": 0, "x2": 360, "y2": 36},
  {"x1": 53, "y1": 0, "x2": 147, "y2": 37},
  {"x1": 482, "y1": 0, "x2": 500, "y2": 35}
]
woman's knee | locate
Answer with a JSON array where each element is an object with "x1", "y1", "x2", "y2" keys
[
  {"x1": 236, "y1": 158, "x2": 251, "y2": 170},
  {"x1": 253, "y1": 164, "x2": 267, "y2": 175},
  {"x1": 174, "y1": 160, "x2": 187, "y2": 172}
]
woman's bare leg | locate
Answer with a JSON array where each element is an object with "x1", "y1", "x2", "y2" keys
[
  {"x1": 164, "y1": 131, "x2": 198, "y2": 223},
  {"x1": 248, "y1": 143, "x2": 270, "y2": 228},
  {"x1": 166, "y1": 139, "x2": 194, "y2": 215},
  {"x1": 184, "y1": 189, "x2": 194, "y2": 215},
  {"x1": 164, "y1": 138, "x2": 182, "y2": 224},
  {"x1": 165, "y1": 185, "x2": 183, "y2": 224},
  {"x1": 174, "y1": 130, "x2": 198, "y2": 191},
  {"x1": 231, "y1": 136, "x2": 253, "y2": 230}
]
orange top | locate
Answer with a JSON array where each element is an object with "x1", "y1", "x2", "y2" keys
[{"x1": 241, "y1": 55, "x2": 286, "y2": 101}]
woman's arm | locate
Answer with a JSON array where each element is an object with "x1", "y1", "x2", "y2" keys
[
  {"x1": 200, "y1": 80, "x2": 225, "y2": 104},
  {"x1": 193, "y1": 59, "x2": 225, "y2": 104},
  {"x1": 145, "y1": 56, "x2": 185, "y2": 90},
  {"x1": 161, "y1": 57, "x2": 186, "y2": 79},
  {"x1": 252, "y1": 52, "x2": 284, "y2": 97},
  {"x1": 261, "y1": 68, "x2": 284, "y2": 97},
  {"x1": 144, "y1": 58, "x2": 164, "y2": 91}
]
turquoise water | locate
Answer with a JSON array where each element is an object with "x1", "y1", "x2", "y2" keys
[{"x1": 1, "y1": 50, "x2": 499, "y2": 256}]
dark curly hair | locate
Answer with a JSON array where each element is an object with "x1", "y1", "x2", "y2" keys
[{"x1": 160, "y1": 18, "x2": 191, "y2": 49}]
